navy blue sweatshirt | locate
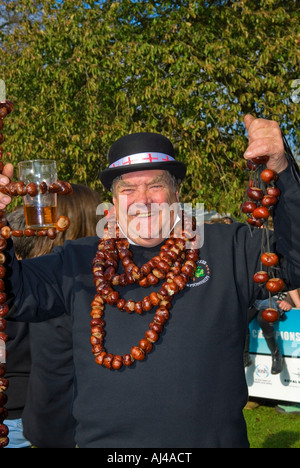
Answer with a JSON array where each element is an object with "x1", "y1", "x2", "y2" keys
[{"x1": 5, "y1": 165, "x2": 300, "y2": 448}]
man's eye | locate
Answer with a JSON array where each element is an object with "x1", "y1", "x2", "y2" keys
[{"x1": 120, "y1": 189, "x2": 134, "y2": 195}]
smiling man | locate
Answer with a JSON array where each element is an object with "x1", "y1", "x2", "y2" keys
[
  {"x1": 112, "y1": 170, "x2": 179, "y2": 246},
  {"x1": 2, "y1": 115, "x2": 300, "y2": 449},
  {"x1": 101, "y1": 132, "x2": 183, "y2": 247}
]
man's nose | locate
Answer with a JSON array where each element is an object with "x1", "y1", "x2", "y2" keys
[{"x1": 137, "y1": 186, "x2": 151, "y2": 205}]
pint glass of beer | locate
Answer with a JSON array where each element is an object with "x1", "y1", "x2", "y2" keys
[{"x1": 18, "y1": 159, "x2": 57, "y2": 229}]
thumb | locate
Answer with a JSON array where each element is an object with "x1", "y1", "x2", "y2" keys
[
  {"x1": 1, "y1": 163, "x2": 13, "y2": 181},
  {"x1": 243, "y1": 114, "x2": 256, "y2": 132}
]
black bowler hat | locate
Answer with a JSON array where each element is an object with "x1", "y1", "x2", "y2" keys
[{"x1": 100, "y1": 132, "x2": 186, "y2": 191}]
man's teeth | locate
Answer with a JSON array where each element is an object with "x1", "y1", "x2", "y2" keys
[{"x1": 136, "y1": 212, "x2": 155, "y2": 218}]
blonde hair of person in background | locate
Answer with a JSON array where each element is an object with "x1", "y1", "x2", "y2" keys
[{"x1": 27, "y1": 183, "x2": 102, "y2": 258}]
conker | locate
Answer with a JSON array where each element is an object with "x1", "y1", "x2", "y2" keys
[
  {"x1": 247, "y1": 217, "x2": 264, "y2": 227},
  {"x1": 261, "y1": 252, "x2": 279, "y2": 267},
  {"x1": 252, "y1": 206, "x2": 270, "y2": 219},
  {"x1": 247, "y1": 187, "x2": 264, "y2": 201},
  {"x1": 26, "y1": 182, "x2": 38, "y2": 197},
  {"x1": 260, "y1": 169, "x2": 278, "y2": 184},
  {"x1": 139, "y1": 338, "x2": 153, "y2": 354},
  {"x1": 261, "y1": 195, "x2": 278, "y2": 207},
  {"x1": 267, "y1": 186, "x2": 280, "y2": 197},
  {"x1": 145, "y1": 329, "x2": 159, "y2": 343},
  {"x1": 251, "y1": 156, "x2": 269, "y2": 164},
  {"x1": 131, "y1": 346, "x2": 145, "y2": 361},
  {"x1": 112, "y1": 355, "x2": 123, "y2": 370},
  {"x1": 242, "y1": 201, "x2": 256, "y2": 214},
  {"x1": 253, "y1": 271, "x2": 269, "y2": 284},
  {"x1": 123, "y1": 354, "x2": 134, "y2": 366},
  {"x1": 266, "y1": 278, "x2": 284, "y2": 293},
  {"x1": 262, "y1": 308, "x2": 279, "y2": 323}
]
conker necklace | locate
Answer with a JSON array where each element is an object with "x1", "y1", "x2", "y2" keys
[{"x1": 90, "y1": 217, "x2": 199, "y2": 370}]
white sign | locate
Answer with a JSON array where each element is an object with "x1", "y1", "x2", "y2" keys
[{"x1": 246, "y1": 354, "x2": 300, "y2": 402}]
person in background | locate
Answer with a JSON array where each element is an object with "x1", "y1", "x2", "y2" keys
[
  {"x1": 275, "y1": 288, "x2": 300, "y2": 414},
  {"x1": 244, "y1": 288, "x2": 300, "y2": 375},
  {"x1": 21, "y1": 183, "x2": 102, "y2": 448},
  {"x1": 3, "y1": 208, "x2": 35, "y2": 448}
]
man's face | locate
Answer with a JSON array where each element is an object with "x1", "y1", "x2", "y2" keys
[{"x1": 112, "y1": 170, "x2": 179, "y2": 247}]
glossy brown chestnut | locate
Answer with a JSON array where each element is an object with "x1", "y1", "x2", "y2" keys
[
  {"x1": 103, "y1": 353, "x2": 114, "y2": 369},
  {"x1": 267, "y1": 186, "x2": 280, "y2": 197},
  {"x1": 131, "y1": 346, "x2": 145, "y2": 361},
  {"x1": 0, "y1": 227, "x2": 10, "y2": 239},
  {"x1": 134, "y1": 301, "x2": 143, "y2": 314},
  {"x1": 139, "y1": 338, "x2": 153, "y2": 354},
  {"x1": 145, "y1": 329, "x2": 159, "y2": 343},
  {"x1": 11, "y1": 229, "x2": 23, "y2": 237},
  {"x1": 262, "y1": 308, "x2": 279, "y2": 323},
  {"x1": 0, "y1": 363, "x2": 6, "y2": 378},
  {"x1": 247, "y1": 217, "x2": 264, "y2": 227},
  {"x1": 57, "y1": 181, "x2": 73, "y2": 195},
  {"x1": 24, "y1": 228, "x2": 36, "y2": 237},
  {"x1": 47, "y1": 228, "x2": 57, "y2": 239},
  {"x1": 261, "y1": 252, "x2": 279, "y2": 267},
  {"x1": 0, "y1": 265, "x2": 6, "y2": 279},
  {"x1": 0, "y1": 424, "x2": 9, "y2": 438},
  {"x1": 26, "y1": 182, "x2": 38, "y2": 197},
  {"x1": 16, "y1": 181, "x2": 27, "y2": 196},
  {"x1": 94, "y1": 351, "x2": 106, "y2": 365},
  {"x1": 253, "y1": 271, "x2": 269, "y2": 284},
  {"x1": 0, "y1": 436, "x2": 9, "y2": 448},
  {"x1": 48, "y1": 182, "x2": 61, "y2": 193},
  {"x1": 261, "y1": 195, "x2": 278, "y2": 207},
  {"x1": 0, "y1": 238, "x2": 7, "y2": 252},
  {"x1": 266, "y1": 278, "x2": 284, "y2": 293},
  {"x1": 246, "y1": 160, "x2": 258, "y2": 171},
  {"x1": 123, "y1": 354, "x2": 134, "y2": 366},
  {"x1": 246, "y1": 187, "x2": 264, "y2": 201},
  {"x1": 149, "y1": 321, "x2": 164, "y2": 334},
  {"x1": 0, "y1": 100, "x2": 14, "y2": 114},
  {"x1": 252, "y1": 206, "x2": 270, "y2": 219},
  {"x1": 251, "y1": 156, "x2": 269, "y2": 164},
  {"x1": 6, "y1": 182, "x2": 18, "y2": 196},
  {"x1": 124, "y1": 300, "x2": 135, "y2": 313},
  {"x1": 149, "y1": 292, "x2": 160, "y2": 306},
  {"x1": 39, "y1": 181, "x2": 48, "y2": 194},
  {"x1": 0, "y1": 293, "x2": 6, "y2": 304},
  {"x1": 142, "y1": 296, "x2": 152, "y2": 311},
  {"x1": 117, "y1": 298, "x2": 126, "y2": 310},
  {"x1": 260, "y1": 169, "x2": 278, "y2": 184},
  {"x1": 0, "y1": 304, "x2": 9, "y2": 317},
  {"x1": 112, "y1": 355, "x2": 123, "y2": 370},
  {"x1": 242, "y1": 201, "x2": 257, "y2": 214},
  {"x1": 173, "y1": 275, "x2": 186, "y2": 290},
  {"x1": 56, "y1": 215, "x2": 71, "y2": 232},
  {"x1": 0, "y1": 378, "x2": 8, "y2": 392},
  {"x1": 0, "y1": 318, "x2": 6, "y2": 331}
]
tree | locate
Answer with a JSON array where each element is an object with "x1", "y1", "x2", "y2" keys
[{"x1": 1, "y1": 0, "x2": 299, "y2": 216}]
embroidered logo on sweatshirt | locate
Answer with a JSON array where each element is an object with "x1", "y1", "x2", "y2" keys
[{"x1": 186, "y1": 259, "x2": 211, "y2": 288}]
